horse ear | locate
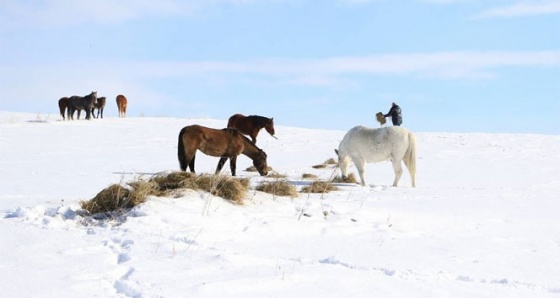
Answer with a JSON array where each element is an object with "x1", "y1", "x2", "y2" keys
[{"x1": 334, "y1": 149, "x2": 339, "y2": 156}]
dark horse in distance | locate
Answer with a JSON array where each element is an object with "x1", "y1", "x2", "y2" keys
[
  {"x1": 67, "y1": 91, "x2": 97, "y2": 120},
  {"x1": 227, "y1": 114, "x2": 276, "y2": 144},
  {"x1": 58, "y1": 97, "x2": 69, "y2": 120},
  {"x1": 178, "y1": 125, "x2": 269, "y2": 176},
  {"x1": 91, "y1": 96, "x2": 106, "y2": 119}
]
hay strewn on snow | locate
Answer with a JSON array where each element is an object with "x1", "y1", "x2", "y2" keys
[
  {"x1": 300, "y1": 181, "x2": 338, "y2": 193},
  {"x1": 302, "y1": 173, "x2": 318, "y2": 180},
  {"x1": 256, "y1": 180, "x2": 298, "y2": 197},
  {"x1": 331, "y1": 173, "x2": 358, "y2": 184},
  {"x1": 81, "y1": 172, "x2": 250, "y2": 214}
]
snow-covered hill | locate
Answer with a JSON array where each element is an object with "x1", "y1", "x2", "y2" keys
[{"x1": 1, "y1": 112, "x2": 559, "y2": 297}]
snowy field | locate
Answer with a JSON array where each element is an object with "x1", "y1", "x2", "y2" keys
[{"x1": 1, "y1": 111, "x2": 559, "y2": 297}]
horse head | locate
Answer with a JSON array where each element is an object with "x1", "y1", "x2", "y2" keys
[
  {"x1": 334, "y1": 148, "x2": 351, "y2": 179},
  {"x1": 253, "y1": 149, "x2": 269, "y2": 176},
  {"x1": 265, "y1": 117, "x2": 275, "y2": 137}
]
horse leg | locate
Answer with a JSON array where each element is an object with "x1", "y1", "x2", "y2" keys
[
  {"x1": 352, "y1": 156, "x2": 367, "y2": 186},
  {"x1": 251, "y1": 131, "x2": 258, "y2": 144},
  {"x1": 391, "y1": 159, "x2": 404, "y2": 187},
  {"x1": 229, "y1": 155, "x2": 237, "y2": 176},
  {"x1": 402, "y1": 157, "x2": 416, "y2": 188},
  {"x1": 188, "y1": 154, "x2": 196, "y2": 173},
  {"x1": 216, "y1": 157, "x2": 228, "y2": 174},
  {"x1": 100, "y1": 108, "x2": 104, "y2": 119}
]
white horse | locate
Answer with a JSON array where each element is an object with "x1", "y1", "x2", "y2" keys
[{"x1": 335, "y1": 126, "x2": 417, "y2": 187}]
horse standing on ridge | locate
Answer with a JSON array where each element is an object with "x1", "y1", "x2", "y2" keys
[
  {"x1": 67, "y1": 91, "x2": 97, "y2": 120},
  {"x1": 116, "y1": 94, "x2": 127, "y2": 118},
  {"x1": 58, "y1": 97, "x2": 69, "y2": 120},
  {"x1": 177, "y1": 125, "x2": 269, "y2": 177},
  {"x1": 227, "y1": 114, "x2": 276, "y2": 144},
  {"x1": 335, "y1": 126, "x2": 417, "y2": 187},
  {"x1": 91, "y1": 96, "x2": 106, "y2": 119}
]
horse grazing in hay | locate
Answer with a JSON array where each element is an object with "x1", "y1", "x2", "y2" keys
[
  {"x1": 227, "y1": 114, "x2": 276, "y2": 144},
  {"x1": 91, "y1": 96, "x2": 106, "y2": 119},
  {"x1": 116, "y1": 94, "x2": 127, "y2": 118},
  {"x1": 335, "y1": 126, "x2": 417, "y2": 187},
  {"x1": 178, "y1": 125, "x2": 269, "y2": 176},
  {"x1": 67, "y1": 91, "x2": 97, "y2": 120},
  {"x1": 58, "y1": 97, "x2": 69, "y2": 120}
]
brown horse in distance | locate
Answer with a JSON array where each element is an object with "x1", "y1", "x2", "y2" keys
[
  {"x1": 227, "y1": 114, "x2": 276, "y2": 144},
  {"x1": 178, "y1": 125, "x2": 269, "y2": 176},
  {"x1": 116, "y1": 94, "x2": 127, "y2": 118},
  {"x1": 92, "y1": 96, "x2": 106, "y2": 119}
]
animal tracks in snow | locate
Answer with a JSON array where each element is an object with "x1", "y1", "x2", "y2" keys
[{"x1": 317, "y1": 256, "x2": 559, "y2": 294}]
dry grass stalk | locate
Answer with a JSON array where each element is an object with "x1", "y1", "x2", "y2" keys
[
  {"x1": 300, "y1": 181, "x2": 339, "y2": 193},
  {"x1": 256, "y1": 180, "x2": 298, "y2": 197},
  {"x1": 331, "y1": 173, "x2": 358, "y2": 184}
]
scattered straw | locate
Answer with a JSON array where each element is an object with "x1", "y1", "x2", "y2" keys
[
  {"x1": 302, "y1": 173, "x2": 318, "y2": 180},
  {"x1": 256, "y1": 180, "x2": 298, "y2": 197},
  {"x1": 331, "y1": 173, "x2": 358, "y2": 184},
  {"x1": 300, "y1": 181, "x2": 339, "y2": 193}
]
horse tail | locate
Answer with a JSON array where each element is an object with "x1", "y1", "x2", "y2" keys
[
  {"x1": 404, "y1": 132, "x2": 417, "y2": 187},
  {"x1": 178, "y1": 127, "x2": 188, "y2": 171}
]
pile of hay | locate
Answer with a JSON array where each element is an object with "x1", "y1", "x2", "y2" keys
[
  {"x1": 331, "y1": 173, "x2": 358, "y2": 184},
  {"x1": 80, "y1": 184, "x2": 136, "y2": 214},
  {"x1": 81, "y1": 172, "x2": 250, "y2": 214},
  {"x1": 267, "y1": 172, "x2": 287, "y2": 179},
  {"x1": 302, "y1": 173, "x2": 318, "y2": 180},
  {"x1": 300, "y1": 181, "x2": 338, "y2": 193},
  {"x1": 245, "y1": 165, "x2": 273, "y2": 173},
  {"x1": 256, "y1": 180, "x2": 298, "y2": 198}
]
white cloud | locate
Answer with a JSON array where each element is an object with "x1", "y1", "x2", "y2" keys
[
  {"x1": 473, "y1": 1, "x2": 560, "y2": 19},
  {"x1": 165, "y1": 51, "x2": 560, "y2": 80},
  {"x1": 0, "y1": 0, "x2": 273, "y2": 28}
]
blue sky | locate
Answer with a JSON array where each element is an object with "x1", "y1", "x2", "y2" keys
[{"x1": 1, "y1": 0, "x2": 559, "y2": 134}]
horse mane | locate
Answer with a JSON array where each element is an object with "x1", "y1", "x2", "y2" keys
[{"x1": 247, "y1": 115, "x2": 270, "y2": 127}]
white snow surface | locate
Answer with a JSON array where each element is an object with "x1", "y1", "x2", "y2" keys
[{"x1": 1, "y1": 111, "x2": 559, "y2": 297}]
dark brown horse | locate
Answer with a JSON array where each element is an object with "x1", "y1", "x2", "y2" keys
[
  {"x1": 116, "y1": 94, "x2": 127, "y2": 118},
  {"x1": 58, "y1": 97, "x2": 69, "y2": 120},
  {"x1": 91, "y1": 96, "x2": 106, "y2": 119},
  {"x1": 227, "y1": 114, "x2": 276, "y2": 144},
  {"x1": 67, "y1": 91, "x2": 97, "y2": 120},
  {"x1": 178, "y1": 125, "x2": 269, "y2": 176}
]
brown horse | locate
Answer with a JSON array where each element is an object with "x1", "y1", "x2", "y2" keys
[
  {"x1": 58, "y1": 97, "x2": 69, "y2": 120},
  {"x1": 91, "y1": 96, "x2": 106, "y2": 119},
  {"x1": 178, "y1": 125, "x2": 269, "y2": 176},
  {"x1": 116, "y1": 94, "x2": 127, "y2": 118},
  {"x1": 227, "y1": 114, "x2": 276, "y2": 144}
]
